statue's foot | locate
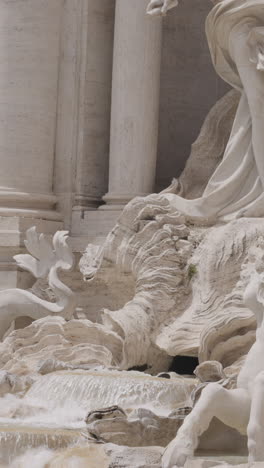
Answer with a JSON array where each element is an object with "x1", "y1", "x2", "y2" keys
[
  {"x1": 248, "y1": 437, "x2": 264, "y2": 463},
  {"x1": 162, "y1": 439, "x2": 189, "y2": 468}
]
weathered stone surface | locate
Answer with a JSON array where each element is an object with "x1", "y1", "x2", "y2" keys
[
  {"x1": 186, "y1": 461, "x2": 225, "y2": 468},
  {"x1": 2, "y1": 1, "x2": 264, "y2": 467},
  {"x1": 222, "y1": 465, "x2": 264, "y2": 468},
  {"x1": 105, "y1": 444, "x2": 163, "y2": 468},
  {"x1": 86, "y1": 407, "x2": 184, "y2": 447},
  {"x1": 81, "y1": 199, "x2": 264, "y2": 373},
  {"x1": 0, "y1": 371, "x2": 32, "y2": 397}
]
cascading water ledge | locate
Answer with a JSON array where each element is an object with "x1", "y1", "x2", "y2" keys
[
  {"x1": 0, "y1": 424, "x2": 89, "y2": 464},
  {"x1": 0, "y1": 369, "x2": 195, "y2": 464},
  {"x1": 25, "y1": 369, "x2": 196, "y2": 416}
]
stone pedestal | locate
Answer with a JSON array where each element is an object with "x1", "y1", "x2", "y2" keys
[
  {"x1": 102, "y1": 0, "x2": 162, "y2": 210},
  {"x1": 71, "y1": 209, "x2": 121, "y2": 251},
  {"x1": 0, "y1": 0, "x2": 63, "y2": 286}
]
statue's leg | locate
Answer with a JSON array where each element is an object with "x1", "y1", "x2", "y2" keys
[
  {"x1": 162, "y1": 383, "x2": 250, "y2": 468},
  {"x1": 247, "y1": 371, "x2": 264, "y2": 462}
]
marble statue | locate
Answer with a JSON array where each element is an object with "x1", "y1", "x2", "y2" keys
[
  {"x1": 2, "y1": 1, "x2": 264, "y2": 466},
  {"x1": 0, "y1": 227, "x2": 76, "y2": 340},
  {"x1": 161, "y1": 238, "x2": 264, "y2": 467},
  {"x1": 147, "y1": 0, "x2": 264, "y2": 224},
  {"x1": 146, "y1": 0, "x2": 264, "y2": 466}
]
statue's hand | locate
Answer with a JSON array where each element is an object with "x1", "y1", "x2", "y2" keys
[
  {"x1": 162, "y1": 437, "x2": 188, "y2": 468},
  {"x1": 146, "y1": 0, "x2": 179, "y2": 16}
]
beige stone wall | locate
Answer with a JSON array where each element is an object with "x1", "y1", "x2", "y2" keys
[
  {"x1": 0, "y1": 0, "x2": 235, "y2": 252},
  {"x1": 67, "y1": 0, "x2": 234, "y2": 242},
  {"x1": 54, "y1": 0, "x2": 233, "y2": 221},
  {"x1": 156, "y1": 0, "x2": 230, "y2": 191}
]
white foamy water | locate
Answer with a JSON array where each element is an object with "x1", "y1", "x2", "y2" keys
[
  {"x1": 0, "y1": 445, "x2": 110, "y2": 468},
  {"x1": 0, "y1": 394, "x2": 88, "y2": 464},
  {"x1": 0, "y1": 426, "x2": 87, "y2": 465},
  {"x1": 26, "y1": 369, "x2": 193, "y2": 415},
  {"x1": 0, "y1": 370, "x2": 194, "y2": 465},
  {"x1": 4, "y1": 449, "x2": 54, "y2": 468}
]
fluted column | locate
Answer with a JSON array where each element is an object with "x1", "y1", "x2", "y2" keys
[
  {"x1": 102, "y1": 0, "x2": 162, "y2": 210},
  {"x1": 0, "y1": 0, "x2": 63, "y2": 221}
]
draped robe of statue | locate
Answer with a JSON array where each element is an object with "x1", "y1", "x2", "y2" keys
[{"x1": 164, "y1": 0, "x2": 264, "y2": 223}]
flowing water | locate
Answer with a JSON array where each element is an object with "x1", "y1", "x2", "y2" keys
[
  {"x1": 0, "y1": 370, "x2": 194, "y2": 466},
  {"x1": 26, "y1": 370, "x2": 194, "y2": 414},
  {"x1": 0, "y1": 445, "x2": 110, "y2": 468}
]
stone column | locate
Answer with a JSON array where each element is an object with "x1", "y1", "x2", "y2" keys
[
  {"x1": 0, "y1": 0, "x2": 63, "y2": 222},
  {"x1": 102, "y1": 0, "x2": 162, "y2": 210},
  {"x1": 73, "y1": 0, "x2": 115, "y2": 212},
  {"x1": 0, "y1": 0, "x2": 63, "y2": 288}
]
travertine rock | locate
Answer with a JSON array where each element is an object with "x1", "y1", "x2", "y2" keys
[
  {"x1": 194, "y1": 361, "x2": 226, "y2": 383},
  {"x1": 37, "y1": 358, "x2": 96, "y2": 375},
  {"x1": 105, "y1": 445, "x2": 227, "y2": 468},
  {"x1": 185, "y1": 462, "x2": 225, "y2": 468},
  {"x1": 86, "y1": 407, "x2": 185, "y2": 447},
  {"x1": 81, "y1": 199, "x2": 264, "y2": 373},
  {"x1": 221, "y1": 465, "x2": 264, "y2": 468},
  {"x1": 105, "y1": 444, "x2": 163, "y2": 468},
  {"x1": 1, "y1": 206, "x2": 263, "y2": 383},
  {"x1": 0, "y1": 371, "x2": 32, "y2": 397},
  {"x1": 0, "y1": 316, "x2": 121, "y2": 375}
]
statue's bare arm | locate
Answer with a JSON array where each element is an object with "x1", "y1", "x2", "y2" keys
[
  {"x1": 146, "y1": 0, "x2": 221, "y2": 17},
  {"x1": 146, "y1": 0, "x2": 179, "y2": 16}
]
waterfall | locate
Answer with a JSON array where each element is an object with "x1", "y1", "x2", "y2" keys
[
  {"x1": 0, "y1": 370, "x2": 195, "y2": 465},
  {"x1": 26, "y1": 370, "x2": 194, "y2": 415},
  {"x1": 0, "y1": 424, "x2": 87, "y2": 464}
]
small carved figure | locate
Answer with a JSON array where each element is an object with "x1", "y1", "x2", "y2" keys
[{"x1": 0, "y1": 227, "x2": 76, "y2": 340}]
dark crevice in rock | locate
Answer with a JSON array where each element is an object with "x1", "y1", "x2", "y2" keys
[{"x1": 169, "y1": 356, "x2": 199, "y2": 375}]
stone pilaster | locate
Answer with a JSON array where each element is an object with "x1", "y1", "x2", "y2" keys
[{"x1": 0, "y1": 0, "x2": 63, "y2": 286}]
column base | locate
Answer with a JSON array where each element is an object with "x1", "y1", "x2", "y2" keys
[
  {"x1": 0, "y1": 191, "x2": 62, "y2": 221},
  {"x1": 100, "y1": 192, "x2": 150, "y2": 210},
  {"x1": 73, "y1": 194, "x2": 103, "y2": 211}
]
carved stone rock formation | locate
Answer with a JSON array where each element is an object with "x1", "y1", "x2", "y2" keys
[
  {"x1": 80, "y1": 199, "x2": 264, "y2": 374},
  {"x1": 86, "y1": 406, "x2": 185, "y2": 447},
  {"x1": 0, "y1": 90, "x2": 244, "y2": 378},
  {"x1": 0, "y1": 371, "x2": 32, "y2": 397},
  {"x1": 0, "y1": 316, "x2": 122, "y2": 375},
  {"x1": 3, "y1": 206, "x2": 263, "y2": 378}
]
